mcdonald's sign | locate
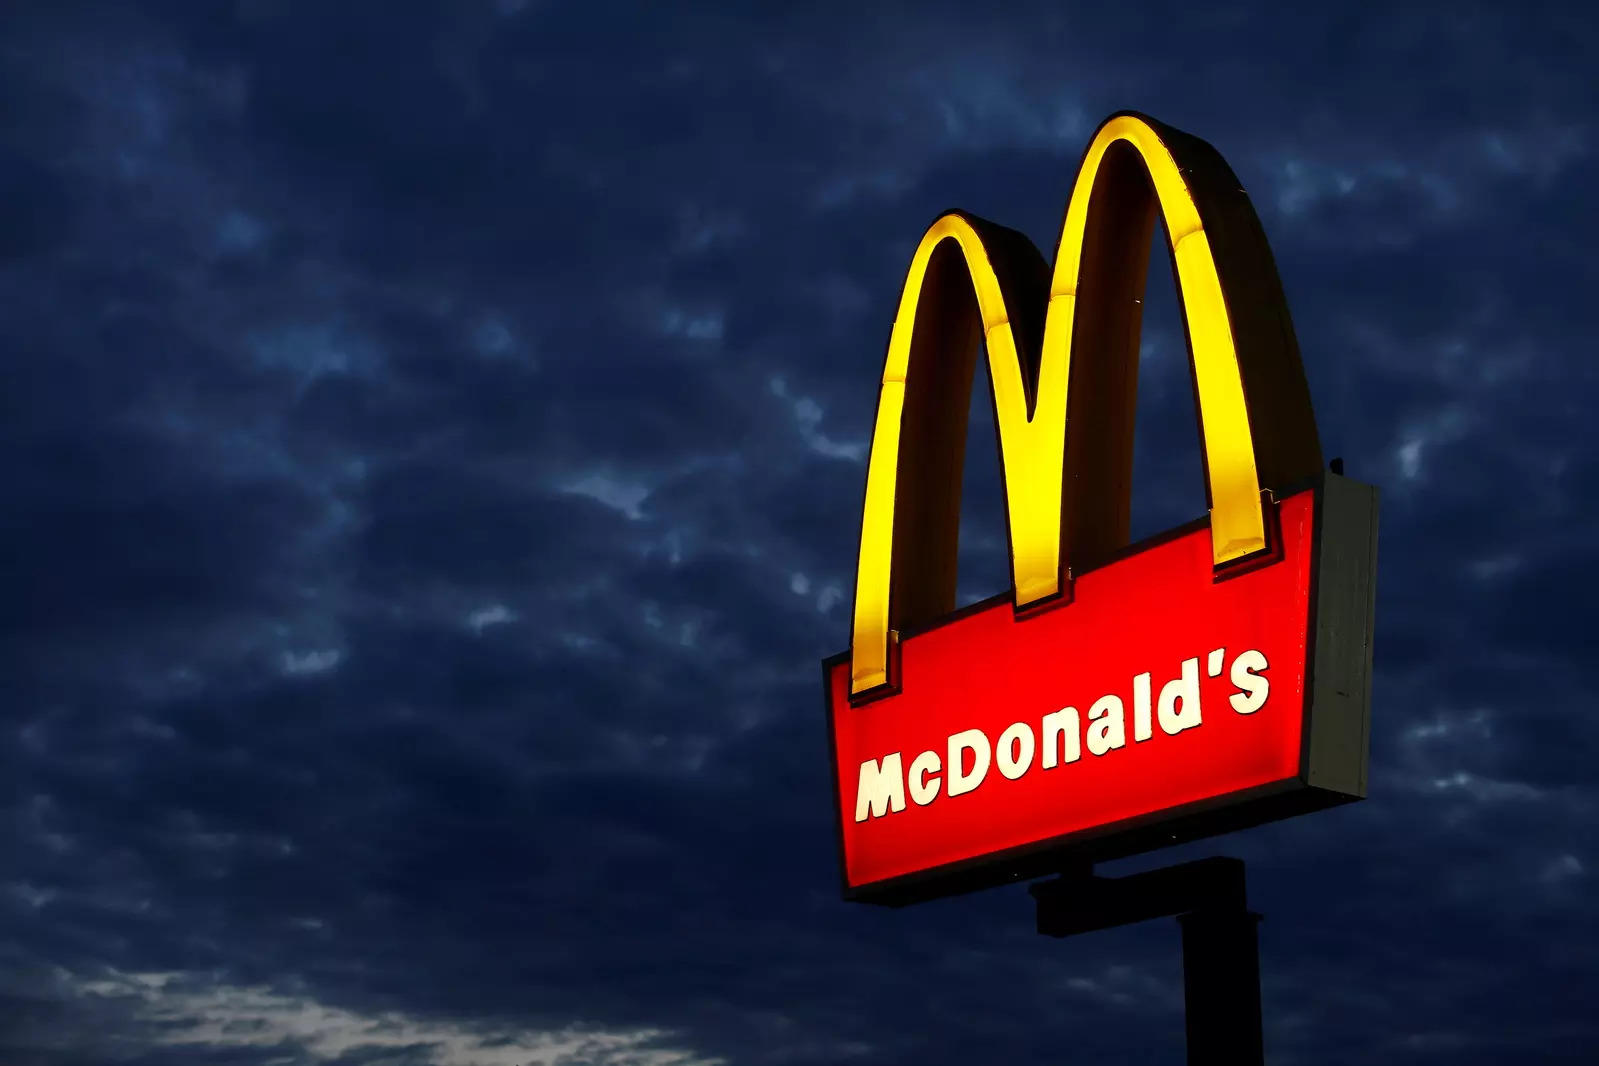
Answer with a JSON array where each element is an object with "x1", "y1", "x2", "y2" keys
[{"x1": 822, "y1": 113, "x2": 1379, "y2": 906}]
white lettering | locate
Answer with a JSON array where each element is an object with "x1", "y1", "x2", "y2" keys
[
  {"x1": 849, "y1": 651, "x2": 1269, "y2": 812},
  {"x1": 947, "y1": 729, "x2": 991, "y2": 797},
  {"x1": 855, "y1": 753, "x2": 906, "y2": 822},
  {"x1": 1158, "y1": 656, "x2": 1203, "y2": 735},
  {"x1": 1229, "y1": 650, "x2": 1270, "y2": 714},
  {"x1": 1041, "y1": 707, "x2": 1081, "y2": 768},
  {"x1": 908, "y1": 750, "x2": 942, "y2": 805},
  {"x1": 996, "y1": 722, "x2": 1036, "y2": 780},
  {"x1": 1087, "y1": 695, "x2": 1126, "y2": 755},
  {"x1": 1132, "y1": 671, "x2": 1153, "y2": 742}
]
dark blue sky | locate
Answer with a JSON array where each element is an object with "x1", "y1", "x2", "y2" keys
[{"x1": 2, "y1": 2, "x2": 1596, "y2": 1063}]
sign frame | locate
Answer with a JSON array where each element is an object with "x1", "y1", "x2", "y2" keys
[
  {"x1": 823, "y1": 471, "x2": 1376, "y2": 906},
  {"x1": 821, "y1": 111, "x2": 1379, "y2": 906}
]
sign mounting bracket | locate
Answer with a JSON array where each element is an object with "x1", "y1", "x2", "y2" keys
[{"x1": 1030, "y1": 857, "x2": 1265, "y2": 1066}]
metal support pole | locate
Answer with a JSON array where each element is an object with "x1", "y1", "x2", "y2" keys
[
  {"x1": 1031, "y1": 857, "x2": 1264, "y2": 1066},
  {"x1": 1178, "y1": 907, "x2": 1264, "y2": 1066}
]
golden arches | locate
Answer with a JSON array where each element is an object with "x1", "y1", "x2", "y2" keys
[{"x1": 848, "y1": 112, "x2": 1322, "y2": 696}]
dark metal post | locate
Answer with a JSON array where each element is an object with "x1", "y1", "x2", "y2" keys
[
  {"x1": 1178, "y1": 907, "x2": 1264, "y2": 1066},
  {"x1": 1031, "y1": 857, "x2": 1264, "y2": 1065}
]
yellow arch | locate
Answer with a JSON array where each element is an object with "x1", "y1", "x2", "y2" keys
[{"x1": 850, "y1": 114, "x2": 1271, "y2": 695}]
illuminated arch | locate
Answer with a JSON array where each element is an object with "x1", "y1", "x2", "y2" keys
[{"x1": 849, "y1": 112, "x2": 1322, "y2": 695}]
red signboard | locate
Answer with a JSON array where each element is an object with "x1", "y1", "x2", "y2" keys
[
  {"x1": 827, "y1": 483, "x2": 1377, "y2": 903},
  {"x1": 823, "y1": 113, "x2": 1378, "y2": 905}
]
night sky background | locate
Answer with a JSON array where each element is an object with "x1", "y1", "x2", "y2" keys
[{"x1": 3, "y1": 2, "x2": 1596, "y2": 1064}]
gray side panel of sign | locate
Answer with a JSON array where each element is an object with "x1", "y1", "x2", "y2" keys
[{"x1": 1306, "y1": 473, "x2": 1379, "y2": 797}]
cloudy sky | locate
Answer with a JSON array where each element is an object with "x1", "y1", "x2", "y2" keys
[{"x1": 2, "y1": 1, "x2": 1596, "y2": 1063}]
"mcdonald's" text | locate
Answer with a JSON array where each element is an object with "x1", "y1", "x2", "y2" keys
[{"x1": 854, "y1": 649, "x2": 1270, "y2": 822}]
